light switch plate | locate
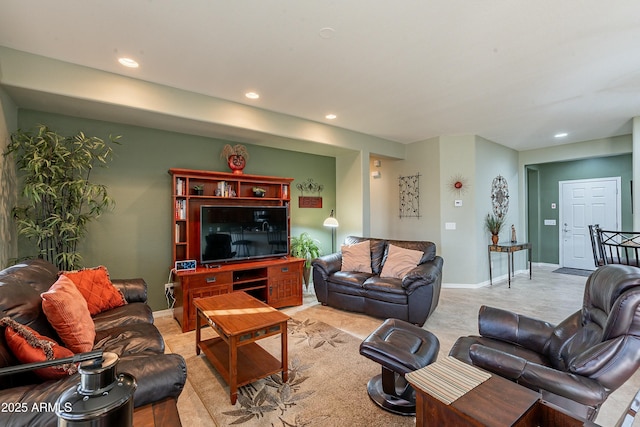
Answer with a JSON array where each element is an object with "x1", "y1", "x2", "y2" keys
[
  {"x1": 445, "y1": 222, "x2": 456, "y2": 230},
  {"x1": 454, "y1": 200, "x2": 462, "y2": 207}
]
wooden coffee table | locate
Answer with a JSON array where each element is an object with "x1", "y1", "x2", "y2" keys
[{"x1": 194, "y1": 291, "x2": 290, "y2": 404}]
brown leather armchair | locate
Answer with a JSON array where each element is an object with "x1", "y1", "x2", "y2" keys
[{"x1": 449, "y1": 264, "x2": 640, "y2": 421}]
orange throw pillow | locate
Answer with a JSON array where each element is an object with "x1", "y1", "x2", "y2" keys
[
  {"x1": 0, "y1": 317, "x2": 77, "y2": 380},
  {"x1": 61, "y1": 266, "x2": 126, "y2": 316},
  {"x1": 41, "y1": 275, "x2": 96, "y2": 353}
]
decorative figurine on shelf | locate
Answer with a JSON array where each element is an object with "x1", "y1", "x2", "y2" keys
[
  {"x1": 220, "y1": 144, "x2": 249, "y2": 175},
  {"x1": 511, "y1": 224, "x2": 517, "y2": 243}
]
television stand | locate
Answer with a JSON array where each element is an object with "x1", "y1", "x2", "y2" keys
[{"x1": 172, "y1": 257, "x2": 304, "y2": 332}]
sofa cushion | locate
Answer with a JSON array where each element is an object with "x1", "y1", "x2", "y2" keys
[
  {"x1": 344, "y1": 237, "x2": 386, "y2": 274},
  {"x1": 93, "y1": 302, "x2": 154, "y2": 332},
  {"x1": 329, "y1": 270, "x2": 372, "y2": 287},
  {"x1": 94, "y1": 322, "x2": 165, "y2": 356},
  {"x1": 341, "y1": 240, "x2": 372, "y2": 273},
  {"x1": 41, "y1": 275, "x2": 96, "y2": 353},
  {"x1": 380, "y1": 244, "x2": 424, "y2": 279},
  {"x1": 1, "y1": 317, "x2": 77, "y2": 380},
  {"x1": 385, "y1": 239, "x2": 436, "y2": 264},
  {"x1": 363, "y1": 276, "x2": 406, "y2": 294},
  {"x1": 328, "y1": 280, "x2": 368, "y2": 297},
  {"x1": 61, "y1": 266, "x2": 127, "y2": 316}
]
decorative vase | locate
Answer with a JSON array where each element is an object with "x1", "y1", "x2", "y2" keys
[
  {"x1": 227, "y1": 155, "x2": 246, "y2": 175},
  {"x1": 491, "y1": 234, "x2": 499, "y2": 245},
  {"x1": 303, "y1": 265, "x2": 311, "y2": 290}
]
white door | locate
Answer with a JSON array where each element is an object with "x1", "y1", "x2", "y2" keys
[{"x1": 559, "y1": 177, "x2": 620, "y2": 270}]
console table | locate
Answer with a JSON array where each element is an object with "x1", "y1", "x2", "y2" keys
[{"x1": 488, "y1": 242, "x2": 532, "y2": 288}]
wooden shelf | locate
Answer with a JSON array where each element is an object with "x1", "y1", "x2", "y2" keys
[
  {"x1": 169, "y1": 168, "x2": 301, "y2": 333},
  {"x1": 169, "y1": 168, "x2": 292, "y2": 265},
  {"x1": 198, "y1": 337, "x2": 282, "y2": 388}
]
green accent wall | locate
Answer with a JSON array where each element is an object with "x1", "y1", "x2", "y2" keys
[
  {"x1": 526, "y1": 154, "x2": 632, "y2": 264},
  {"x1": 16, "y1": 110, "x2": 336, "y2": 311}
]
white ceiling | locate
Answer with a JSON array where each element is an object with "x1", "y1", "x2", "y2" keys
[{"x1": 1, "y1": 0, "x2": 640, "y2": 151}]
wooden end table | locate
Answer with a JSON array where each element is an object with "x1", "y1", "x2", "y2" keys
[
  {"x1": 194, "y1": 291, "x2": 290, "y2": 404},
  {"x1": 411, "y1": 372, "x2": 596, "y2": 426}
]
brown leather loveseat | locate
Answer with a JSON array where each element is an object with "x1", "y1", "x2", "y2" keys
[
  {"x1": 0, "y1": 259, "x2": 187, "y2": 426},
  {"x1": 449, "y1": 264, "x2": 640, "y2": 421},
  {"x1": 312, "y1": 236, "x2": 443, "y2": 326}
]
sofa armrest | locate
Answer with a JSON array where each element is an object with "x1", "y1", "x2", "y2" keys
[
  {"x1": 111, "y1": 278, "x2": 148, "y2": 303},
  {"x1": 469, "y1": 344, "x2": 607, "y2": 407},
  {"x1": 402, "y1": 256, "x2": 443, "y2": 293},
  {"x1": 478, "y1": 305, "x2": 558, "y2": 353},
  {"x1": 311, "y1": 253, "x2": 343, "y2": 279},
  {"x1": 117, "y1": 352, "x2": 187, "y2": 407}
]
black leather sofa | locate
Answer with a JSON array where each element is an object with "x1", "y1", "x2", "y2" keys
[
  {"x1": 311, "y1": 236, "x2": 443, "y2": 326},
  {"x1": 0, "y1": 259, "x2": 187, "y2": 426}
]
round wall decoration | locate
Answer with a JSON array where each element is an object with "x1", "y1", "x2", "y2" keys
[
  {"x1": 491, "y1": 175, "x2": 509, "y2": 218},
  {"x1": 448, "y1": 174, "x2": 469, "y2": 197}
]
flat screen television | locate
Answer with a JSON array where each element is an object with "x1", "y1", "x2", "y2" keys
[{"x1": 200, "y1": 205, "x2": 289, "y2": 264}]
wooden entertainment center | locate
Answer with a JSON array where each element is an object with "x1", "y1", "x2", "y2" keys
[{"x1": 169, "y1": 168, "x2": 304, "y2": 332}]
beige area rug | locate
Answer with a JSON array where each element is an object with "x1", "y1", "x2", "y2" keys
[{"x1": 164, "y1": 312, "x2": 416, "y2": 427}]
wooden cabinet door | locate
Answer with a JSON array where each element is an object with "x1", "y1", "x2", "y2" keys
[
  {"x1": 187, "y1": 284, "x2": 231, "y2": 330},
  {"x1": 181, "y1": 271, "x2": 233, "y2": 331},
  {"x1": 267, "y1": 262, "x2": 302, "y2": 308}
]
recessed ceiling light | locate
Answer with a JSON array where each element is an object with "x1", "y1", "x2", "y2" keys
[
  {"x1": 554, "y1": 132, "x2": 568, "y2": 138},
  {"x1": 325, "y1": 114, "x2": 337, "y2": 120},
  {"x1": 319, "y1": 27, "x2": 336, "y2": 39},
  {"x1": 245, "y1": 92, "x2": 260, "y2": 99},
  {"x1": 118, "y1": 57, "x2": 139, "y2": 68}
]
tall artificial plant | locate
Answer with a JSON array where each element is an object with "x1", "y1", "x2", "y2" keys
[{"x1": 4, "y1": 125, "x2": 121, "y2": 270}]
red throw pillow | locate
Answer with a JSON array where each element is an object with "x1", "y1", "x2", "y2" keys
[
  {"x1": 41, "y1": 275, "x2": 96, "y2": 353},
  {"x1": 0, "y1": 317, "x2": 77, "y2": 380},
  {"x1": 61, "y1": 266, "x2": 126, "y2": 316}
]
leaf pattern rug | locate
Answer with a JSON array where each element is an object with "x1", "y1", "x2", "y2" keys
[{"x1": 165, "y1": 314, "x2": 416, "y2": 427}]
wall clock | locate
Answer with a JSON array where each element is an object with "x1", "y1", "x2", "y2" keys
[{"x1": 491, "y1": 175, "x2": 509, "y2": 218}]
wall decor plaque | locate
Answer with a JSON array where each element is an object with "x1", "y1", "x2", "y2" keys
[
  {"x1": 491, "y1": 175, "x2": 509, "y2": 218},
  {"x1": 299, "y1": 196, "x2": 323, "y2": 208}
]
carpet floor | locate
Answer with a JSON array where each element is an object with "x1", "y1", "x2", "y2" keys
[{"x1": 155, "y1": 264, "x2": 640, "y2": 427}]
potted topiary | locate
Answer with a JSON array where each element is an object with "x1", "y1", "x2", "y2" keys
[
  {"x1": 290, "y1": 232, "x2": 322, "y2": 290},
  {"x1": 485, "y1": 213, "x2": 505, "y2": 245},
  {"x1": 220, "y1": 144, "x2": 249, "y2": 175}
]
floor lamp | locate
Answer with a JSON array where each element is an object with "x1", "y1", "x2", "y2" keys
[{"x1": 323, "y1": 209, "x2": 339, "y2": 252}]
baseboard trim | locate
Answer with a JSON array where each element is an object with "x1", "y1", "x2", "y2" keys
[
  {"x1": 443, "y1": 268, "x2": 535, "y2": 289},
  {"x1": 153, "y1": 309, "x2": 173, "y2": 318}
]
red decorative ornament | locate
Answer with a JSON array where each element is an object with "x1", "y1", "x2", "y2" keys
[
  {"x1": 448, "y1": 174, "x2": 469, "y2": 196},
  {"x1": 227, "y1": 155, "x2": 246, "y2": 175}
]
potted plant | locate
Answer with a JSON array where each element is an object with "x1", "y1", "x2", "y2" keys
[
  {"x1": 290, "y1": 232, "x2": 322, "y2": 289},
  {"x1": 4, "y1": 125, "x2": 120, "y2": 270},
  {"x1": 252, "y1": 187, "x2": 266, "y2": 197},
  {"x1": 192, "y1": 184, "x2": 204, "y2": 195},
  {"x1": 485, "y1": 213, "x2": 505, "y2": 245},
  {"x1": 220, "y1": 144, "x2": 249, "y2": 175}
]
